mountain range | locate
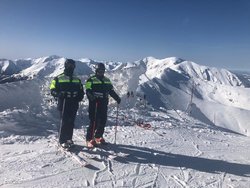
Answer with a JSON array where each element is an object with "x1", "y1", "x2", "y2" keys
[
  {"x1": 1, "y1": 55, "x2": 250, "y2": 187},
  {"x1": 1, "y1": 55, "x2": 250, "y2": 137}
]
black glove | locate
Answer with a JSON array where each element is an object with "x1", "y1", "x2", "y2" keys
[
  {"x1": 116, "y1": 97, "x2": 121, "y2": 104},
  {"x1": 51, "y1": 90, "x2": 58, "y2": 98},
  {"x1": 87, "y1": 93, "x2": 96, "y2": 101}
]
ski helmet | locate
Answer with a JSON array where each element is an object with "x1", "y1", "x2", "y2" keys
[
  {"x1": 64, "y1": 59, "x2": 75, "y2": 76},
  {"x1": 96, "y1": 63, "x2": 105, "y2": 71},
  {"x1": 64, "y1": 59, "x2": 75, "y2": 69}
]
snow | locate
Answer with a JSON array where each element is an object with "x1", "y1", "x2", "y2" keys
[{"x1": 1, "y1": 55, "x2": 250, "y2": 187}]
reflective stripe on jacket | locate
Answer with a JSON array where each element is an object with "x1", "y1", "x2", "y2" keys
[{"x1": 85, "y1": 76, "x2": 111, "y2": 90}]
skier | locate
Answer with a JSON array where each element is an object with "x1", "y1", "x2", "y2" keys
[
  {"x1": 85, "y1": 63, "x2": 121, "y2": 148},
  {"x1": 50, "y1": 59, "x2": 84, "y2": 149},
  {"x1": 131, "y1": 91, "x2": 134, "y2": 97},
  {"x1": 127, "y1": 91, "x2": 130, "y2": 98},
  {"x1": 126, "y1": 91, "x2": 130, "y2": 108}
]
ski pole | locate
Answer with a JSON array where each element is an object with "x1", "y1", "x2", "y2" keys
[
  {"x1": 114, "y1": 103, "x2": 119, "y2": 144},
  {"x1": 91, "y1": 101, "x2": 98, "y2": 140}
]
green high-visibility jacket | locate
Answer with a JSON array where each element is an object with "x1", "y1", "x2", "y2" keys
[
  {"x1": 50, "y1": 73, "x2": 84, "y2": 109},
  {"x1": 85, "y1": 74, "x2": 119, "y2": 104}
]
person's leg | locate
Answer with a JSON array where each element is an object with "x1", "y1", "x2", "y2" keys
[
  {"x1": 64, "y1": 109, "x2": 77, "y2": 141},
  {"x1": 86, "y1": 101, "x2": 96, "y2": 141},
  {"x1": 59, "y1": 100, "x2": 77, "y2": 144},
  {"x1": 59, "y1": 110, "x2": 68, "y2": 144},
  {"x1": 95, "y1": 105, "x2": 107, "y2": 139}
]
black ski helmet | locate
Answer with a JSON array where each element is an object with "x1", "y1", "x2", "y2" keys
[
  {"x1": 64, "y1": 59, "x2": 75, "y2": 69},
  {"x1": 96, "y1": 63, "x2": 105, "y2": 71}
]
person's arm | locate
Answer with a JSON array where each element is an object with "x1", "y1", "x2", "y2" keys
[
  {"x1": 109, "y1": 85, "x2": 121, "y2": 104},
  {"x1": 85, "y1": 78, "x2": 96, "y2": 101},
  {"x1": 50, "y1": 77, "x2": 59, "y2": 98},
  {"x1": 77, "y1": 81, "x2": 85, "y2": 101}
]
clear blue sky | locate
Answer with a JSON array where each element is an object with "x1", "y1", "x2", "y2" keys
[{"x1": 0, "y1": 0, "x2": 250, "y2": 70}]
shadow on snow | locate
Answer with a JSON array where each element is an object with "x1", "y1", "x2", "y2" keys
[{"x1": 104, "y1": 143, "x2": 250, "y2": 177}]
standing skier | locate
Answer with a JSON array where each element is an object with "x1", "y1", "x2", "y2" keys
[
  {"x1": 50, "y1": 59, "x2": 84, "y2": 149},
  {"x1": 85, "y1": 63, "x2": 121, "y2": 148},
  {"x1": 127, "y1": 91, "x2": 130, "y2": 98}
]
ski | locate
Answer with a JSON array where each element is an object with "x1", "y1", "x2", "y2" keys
[
  {"x1": 73, "y1": 133, "x2": 114, "y2": 159},
  {"x1": 79, "y1": 148, "x2": 101, "y2": 160},
  {"x1": 73, "y1": 133, "x2": 129, "y2": 160},
  {"x1": 93, "y1": 148, "x2": 118, "y2": 160},
  {"x1": 95, "y1": 144, "x2": 130, "y2": 159},
  {"x1": 57, "y1": 145, "x2": 89, "y2": 167}
]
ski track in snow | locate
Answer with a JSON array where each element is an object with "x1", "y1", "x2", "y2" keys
[
  {"x1": 0, "y1": 103, "x2": 249, "y2": 187},
  {"x1": 1, "y1": 106, "x2": 250, "y2": 187}
]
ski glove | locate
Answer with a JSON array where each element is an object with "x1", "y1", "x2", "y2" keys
[
  {"x1": 51, "y1": 90, "x2": 58, "y2": 98},
  {"x1": 87, "y1": 92, "x2": 96, "y2": 101}
]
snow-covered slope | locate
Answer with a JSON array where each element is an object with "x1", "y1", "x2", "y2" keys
[
  {"x1": 0, "y1": 59, "x2": 18, "y2": 75},
  {"x1": 15, "y1": 56, "x2": 93, "y2": 79},
  {"x1": 132, "y1": 57, "x2": 250, "y2": 136}
]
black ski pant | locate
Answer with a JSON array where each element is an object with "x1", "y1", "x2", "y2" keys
[
  {"x1": 58, "y1": 99, "x2": 78, "y2": 144},
  {"x1": 86, "y1": 101, "x2": 107, "y2": 141}
]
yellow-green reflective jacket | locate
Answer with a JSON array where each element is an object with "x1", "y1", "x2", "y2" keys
[
  {"x1": 85, "y1": 75, "x2": 119, "y2": 103},
  {"x1": 50, "y1": 73, "x2": 84, "y2": 100}
]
